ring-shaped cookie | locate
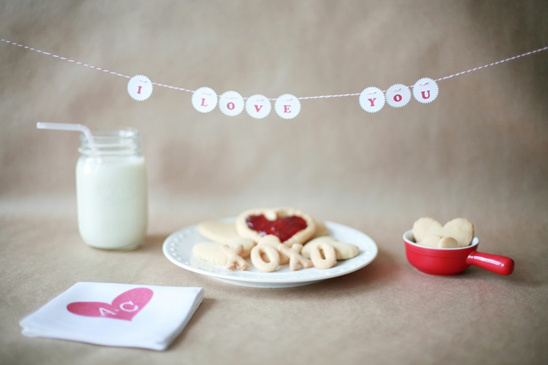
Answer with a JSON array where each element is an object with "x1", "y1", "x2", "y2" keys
[
  {"x1": 310, "y1": 242, "x2": 337, "y2": 269},
  {"x1": 236, "y1": 207, "x2": 316, "y2": 247},
  {"x1": 258, "y1": 235, "x2": 289, "y2": 264},
  {"x1": 250, "y1": 244, "x2": 280, "y2": 272}
]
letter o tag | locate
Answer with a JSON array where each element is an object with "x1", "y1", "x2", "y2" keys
[
  {"x1": 275, "y1": 94, "x2": 301, "y2": 119},
  {"x1": 386, "y1": 84, "x2": 411, "y2": 108},
  {"x1": 192, "y1": 87, "x2": 218, "y2": 113},
  {"x1": 219, "y1": 90, "x2": 244, "y2": 116},
  {"x1": 128, "y1": 75, "x2": 153, "y2": 101},
  {"x1": 359, "y1": 87, "x2": 385, "y2": 113},
  {"x1": 413, "y1": 77, "x2": 439, "y2": 104}
]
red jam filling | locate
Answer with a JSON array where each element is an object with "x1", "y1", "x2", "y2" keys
[{"x1": 246, "y1": 214, "x2": 307, "y2": 242}]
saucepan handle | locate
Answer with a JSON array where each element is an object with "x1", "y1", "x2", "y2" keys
[{"x1": 466, "y1": 251, "x2": 514, "y2": 275}]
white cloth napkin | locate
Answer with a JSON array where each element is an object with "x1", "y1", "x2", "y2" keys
[{"x1": 20, "y1": 282, "x2": 204, "y2": 351}]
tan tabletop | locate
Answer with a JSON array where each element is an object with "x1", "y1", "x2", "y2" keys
[{"x1": 1, "y1": 1, "x2": 547, "y2": 364}]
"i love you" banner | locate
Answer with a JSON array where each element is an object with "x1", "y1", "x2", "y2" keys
[{"x1": 127, "y1": 75, "x2": 439, "y2": 119}]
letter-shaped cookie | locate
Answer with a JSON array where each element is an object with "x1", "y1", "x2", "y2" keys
[
  {"x1": 258, "y1": 235, "x2": 289, "y2": 264},
  {"x1": 302, "y1": 236, "x2": 359, "y2": 260},
  {"x1": 251, "y1": 245, "x2": 280, "y2": 272},
  {"x1": 308, "y1": 241, "x2": 337, "y2": 269},
  {"x1": 278, "y1": 243, "x2": 313, "y2": 271},
  {"x1": 220, "y1": 244, "x2": 250, "y2": 271}
]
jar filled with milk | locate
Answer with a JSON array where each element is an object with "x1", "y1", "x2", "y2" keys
[{"x1": 76, "y1": 128, "x2": 148, "y2": 250}]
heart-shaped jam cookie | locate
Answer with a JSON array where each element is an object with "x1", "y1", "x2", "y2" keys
[{"x1": 236, "y1": 207, "x2": 316, "y2": 246}]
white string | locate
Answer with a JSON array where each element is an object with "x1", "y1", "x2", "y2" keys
[{"x1": 2, "y1": 38, "x2": 546, "y2": 100}]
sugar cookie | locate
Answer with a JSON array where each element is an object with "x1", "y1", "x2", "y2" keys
[
  {"x1": 311, "y1": 220, "x2": 329, "y2": 238},
  {"x1": 302, "y1": 236, "x2": 359, "y2": 260},
  {"x1": 412, "y1": 217, "x2": 475, "y2": 248},
  {"x1": 277, "y1": 243, "x2": 313, "y2": 271},
  {"x1": 192, "y1": 238, "x2": 255, "y2": 266},
  {"x1": 418, "y1": 234, "x2": 442, "y2": 248},
  {"x1": 220, "y1": 244, "x2": 249, "y2": 271},
  {"x1": 437, "y1": 236, "x2": 459, "y2": 248},
  {"x1": 308, "y1": 241, "x2": 337, "y2": 269},
  {"x1": 225, "y1": 237, "x2": 256, "y2": 257},
  {"x1": 443, "y1": 218, "x2": 474, "y2": 247},
  {"x1": 412, "y1": 217, "x2": 443, "y2": 243},
  {"x1": 258, "y1": 235, "x2": 289, "y2": 264},
  {"x1": 250, "y1": 244, "x2": 280, "y2": 272},
  {"x1": 236, "y1": 207, "x2": 316, "y2": 247},
  {"x1": 199, "y1": 220, "x2": 241, "y2": 244},
  {"x1": 192, "y1": 242, "x2": 228, "y2": 266}
]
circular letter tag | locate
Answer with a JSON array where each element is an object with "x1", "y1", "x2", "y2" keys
[
  {"x1": 386, "y1": 84, "x2": 411, "y2": 108},
  {"x1": 192, "y1": 87, "x2": 218, "y2": 113},
  {"x1": 127, "y1": 75, "x2": 153, "y2": 101},
  {"x1": 275, "y1": 94, "x2": 301, "y2": 119},
  {"x1": 413, "y1": 77, "x2": 439, "y2": 104},
  {"x1": 359, "y1": 87, "x2": 385, "y2": 113},
  {"x1": 219, "y1": 91, "x2": 244, "y2": 116},
  {"x1": 246, "y1": 94, "x2": 272, "y2": 119}
]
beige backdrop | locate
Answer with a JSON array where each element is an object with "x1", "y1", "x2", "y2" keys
[{"x1": 1, "y1": 1, "x2": 547, "y2": 364}]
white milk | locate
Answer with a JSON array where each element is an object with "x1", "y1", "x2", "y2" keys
[{"x1": 76, "y1": 129, "x2": 147, "y2": 250}]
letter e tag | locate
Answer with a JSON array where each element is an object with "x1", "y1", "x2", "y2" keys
[{"x1": 275, "y1": 94, "x2": 301, "y2": 119}]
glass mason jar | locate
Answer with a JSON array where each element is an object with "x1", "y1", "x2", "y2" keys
[{"x1": 76, "y1": 128, "x2": 148, "y2": 250}]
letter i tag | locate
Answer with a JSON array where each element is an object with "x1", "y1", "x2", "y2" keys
[{"x1": 127, "y1": 75, "x2": 153, "y2": 101}]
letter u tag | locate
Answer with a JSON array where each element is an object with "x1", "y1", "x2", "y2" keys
[{"x1": 413, "y1": 78, "x2": 439, "y2": 104}]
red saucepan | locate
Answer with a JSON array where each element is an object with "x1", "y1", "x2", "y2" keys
[{"x1": 403, "y1": 230, "x2": 514, "y2": 276}]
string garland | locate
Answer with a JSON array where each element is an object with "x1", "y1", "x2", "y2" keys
[{"x1": 2, "y1": 38, "x2": 547, "y2": 119}]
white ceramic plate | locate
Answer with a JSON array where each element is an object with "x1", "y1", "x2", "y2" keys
[{"x1": 162, "y1": 219, "x2": 378, "y2": 288}]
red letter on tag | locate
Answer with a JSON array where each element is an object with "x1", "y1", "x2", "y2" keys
[
  {"x1": 368, "y1": 98, "x2": 377, "y2": 107},
  {"x1": 284, "y1": 105, "x2": 291, "y2": 113}
]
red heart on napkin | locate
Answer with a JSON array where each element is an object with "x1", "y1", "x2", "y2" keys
[{"x1": 66, "y1": 287, "x2": 153, "y2": 321}]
